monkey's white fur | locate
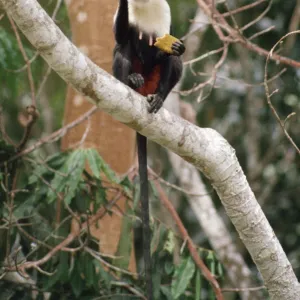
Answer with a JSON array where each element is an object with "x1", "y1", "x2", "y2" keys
[{"x1": 127, "y1": 0, "x2": 171, "y2": 37}]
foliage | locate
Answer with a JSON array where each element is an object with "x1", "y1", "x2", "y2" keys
[{"x1": 0, "y1": 147, "x2": 222, "y2": 299}]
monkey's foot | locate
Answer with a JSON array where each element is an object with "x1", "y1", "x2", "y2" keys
[
  {"x1": 171, "y1": 40, "x2": 185, "y2": 56},
  {"x1": 128, "y1": 73, "x2": 144, "y2": 89},
  {"x1": 147, "y1": 94, "x2": 164, "y2": 113}
]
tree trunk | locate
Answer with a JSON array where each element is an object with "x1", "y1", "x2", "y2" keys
[{"x1": 62, "y1": 0, "x2": 136, "y2": 271}]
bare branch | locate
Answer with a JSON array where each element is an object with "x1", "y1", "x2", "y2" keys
[{"x1": 264, "y1": 30, "x2": 300, "y2": 155}]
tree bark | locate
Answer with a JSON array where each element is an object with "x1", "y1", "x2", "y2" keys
[
  {"x1": 2, "y1": 0, "x2": 300, "y2": 298},
  {"x1": 62, "y1": 0, "x2": 136, "y2": 271}
]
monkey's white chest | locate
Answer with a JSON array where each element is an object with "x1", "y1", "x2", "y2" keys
[{"x1": 128, "y1": 1, "x2": 171, "y2": 37}]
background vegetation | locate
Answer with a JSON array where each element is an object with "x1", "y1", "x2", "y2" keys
[{"x1": 0, "y1": 0, "x2": 299, "y2": 299}]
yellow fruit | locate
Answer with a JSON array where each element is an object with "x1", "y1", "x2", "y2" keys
[{"x1": 154, "y1": 34, "x2": 180, "y2": 54}]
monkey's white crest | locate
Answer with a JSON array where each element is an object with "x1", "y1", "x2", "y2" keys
[{"x1": 128, "y1": 0, "x2": 171, "y2": 37}]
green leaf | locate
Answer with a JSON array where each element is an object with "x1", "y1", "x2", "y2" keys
[
  {"x1": 209, "y1": 287, "x2": 215, "y2": 300},
  {"x1": 206, "y1": 251, "x2": 214, "y2": 260},
  {"x1": 46, "y1": 151, "x2": 69, "y2": 168},
  {"x1": 13, "y1": 194, "x2": 36, "y2": 218},
  {"x1": 164, "y1": 260, "x2": 174, "y2": 275},
  {"x1": 79, "y1": 253, "x2": 94, "y2": 287},
  {"x1": 151, "y1": 222, "x2": 168, "y2": 254},
  {"x1": 46, "y1": 171, "x2": 69, "y2": 203},
  {"x1": 85, "y1": 148, "x2": 118, "y2": 183},
  {"x1": 100, "y1": 158, "x2": 118, "y2": 183},
  {"x1": 195, "y1": 270, "x2": 201, "y2": 300},
  {"x1": 46, "y1": 162, "x2": 70, "y2": 203},
  {"x1": 86, "y1": 148, "x2": 101, "y2": 179},
  {"x1": 74, "y1": 193, "x2": 89, "y2": 213},
  {"x1": 151, "y1": 222, "x2": 160, "y2": 254},
  {"x1": 163, "y1": 230, "x2": 175, "y2": 254},
  {"x1": 93, "y1": 260, "x2": 112, "y2": 289},
  {"x1": 210, "y1": 259, "x2": 216, "y2": 276},
  {"x1": 93, "y1": 182, "x2": 107, "y2": 213},
  {"x1": 207, "y1": 252, "x2": 215, "y2": 276},
  {"x1": 217, "y1": 262, "x2": 223, "y2": 278},
  {"x1": 119, "y1": 176, "x2": 133, "y2": 200},
  {"x1": 119, "y1": 176, "x2": 133, "y2": 189},
  {"x1": 47, "y1": 149, "x2": 86, "y2": 204},
  {"x1": 153, "y1": 264, "x2": 162, "y2": 299},
  {"x1": 85, "y1": 259, "x2": 94, "y2": 287},
  {"x1": 150, "y1": 181, "x2": 159, "y2": 199},
  {"x1": 28, "y1": 165, "x2": 46, "y2": 185},
  {"x1": 133, "y1": 182, "x2": 140, "y2": 211},
  {"x1": 114, "y1": 203, "x2": 133, "y2": 269},
  {"x1": 28, "y1": 152, "x2": 68, "y2": 185},
  {"x1": 161, "y1": 285, "x2": 173, "y2": 300},
  {"x1": 70, "y1": 259, "x2": 84, "y2": 298},
  {"x1": 58, "y1": 251, "x2": 70, "y2": 283},
  {"x1": 171, "y1": 256, "x2": 195, "y2": 299},
  {"x1": 44, "y1": 252, "x2": 69, "y2": 289}
]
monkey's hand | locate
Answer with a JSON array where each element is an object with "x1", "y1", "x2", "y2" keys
[
  {"x1": 171, "y1": 40, "x2": 185, "y2": 56},
  {"x1": 155, "y1": 34, "x2": 185, "y2": 56},
  {"x1": 128, "y1": 73, "x2": 144, "y2": 89},
  {"x1": 147, "y1": 94, "x2": 164, "y2": 113}
]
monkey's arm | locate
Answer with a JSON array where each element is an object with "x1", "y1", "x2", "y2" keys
[
  {"x1": 113, "y1": 45, "x2": 144, "y2": 89},
  {"x1": 113, "y1": 0, "x2": 130, "y2": 45}
]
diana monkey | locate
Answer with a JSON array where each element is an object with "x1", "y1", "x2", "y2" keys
[{"x1": 112, "y1": 0, "x2": 185, "y2": 298}]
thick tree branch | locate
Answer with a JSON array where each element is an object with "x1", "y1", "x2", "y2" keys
[{"x1": 1, "y1": 0, "x2": 300, "y2": 299}]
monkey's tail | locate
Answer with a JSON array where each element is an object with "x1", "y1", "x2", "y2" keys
[{"x1": 137, "y1": 132, "x2": 153, "y2": 300}]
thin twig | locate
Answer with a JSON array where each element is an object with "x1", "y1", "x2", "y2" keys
[
  {"x1": 85, "y1": 247, "x2": 139, "y2": 277},
  {"x1": 1, "y1": 106, "x2": 98, "y2": 166},
  {"x1": 240, "y1": 0, "x2": 273, "y2": 31},
  {"x1": 51, "y1": 0, "x2": 63, "y2": 20},
  {"x1": 149, "y1": 168, "x2": 213, "y2": 197},
  {"x1": 111, "y1": 281, "x2": 147, "y2": 300},
  {"x1": 7, "y1": 15, "x2": 36, "y2": 106},
  {"x1": 197, "y1": 0, "x2": 300, "y2": 68},
  {"x1": 17, "y1": 106, "x2": 39, "y2": 151},
  {"x1": 5, "y1": 0, "x2": 63, "y2": 74},
  {"x1": 222, "y1": 0, "x2": 267, "y2": 17},
  {"x1": 264, "y1": 30, "x2": 300, "y2": 155},
  {"x1": 248, "y1": 25, "x2": 275, "y2": 41},
  {"x1": 222, "y1": 286, "x2": 266, "y2": 293},
  {"x1": 184, "y1": 47, "x2": 224, "y2": 65},
  {"x1": 285, "y1": 0, "x2": 300, "y2": 52}
]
